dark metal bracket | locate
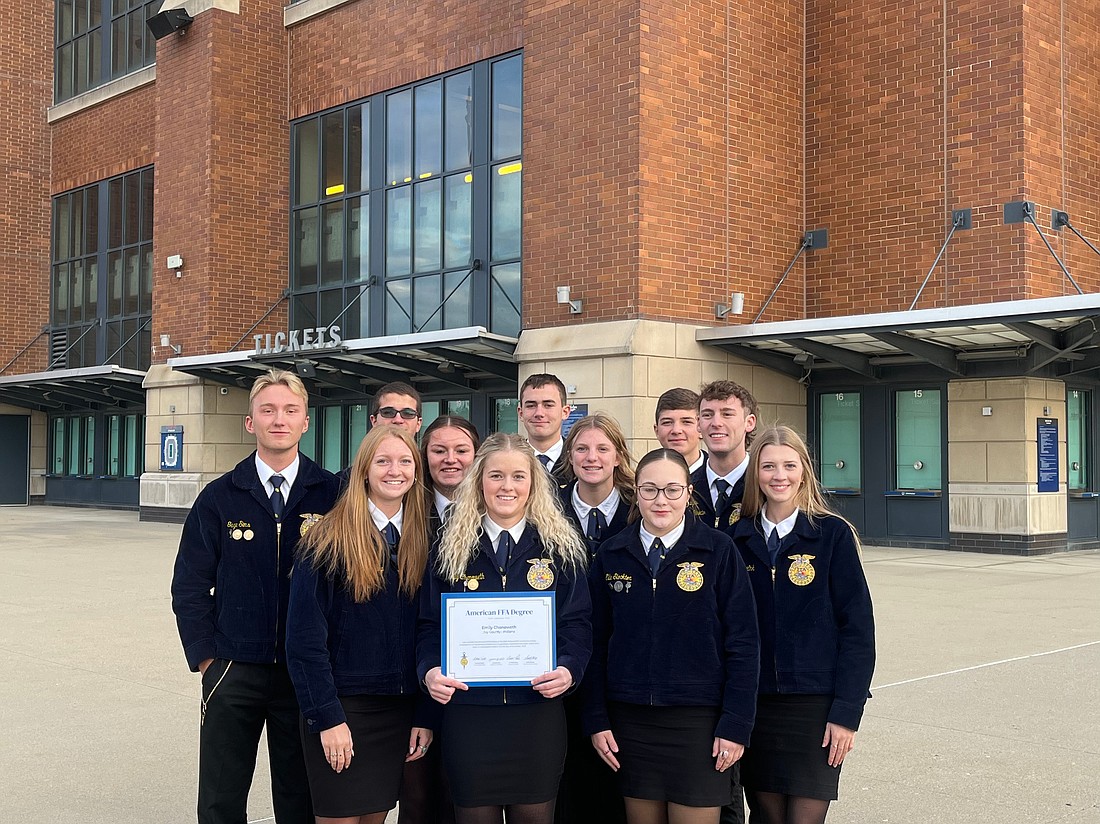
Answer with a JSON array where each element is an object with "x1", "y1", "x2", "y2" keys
[
  {"x1": 1004, "y1": 201, "x2": 1083, "y2": 295},
  {"x1": 1052, "y1": 209, "x2": 1100, "y2": 261},
  {"x1": 752, "y1": 229, "x2": 828, "y2": 324}
]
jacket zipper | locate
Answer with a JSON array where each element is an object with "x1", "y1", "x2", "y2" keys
[
  {"x1": 501, "y1": 543, "x2": 510, "y2": 704},
  {"x1": 771, "y1": 563, "x2": 780, "y2": 690},
  {"x1": 649, "y1": 569, "x2": 657, "y2": 705},
  {"x1": 274, "y1": 520, "x2": 282, "y2": 662}
]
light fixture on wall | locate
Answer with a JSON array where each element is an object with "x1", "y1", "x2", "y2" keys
[
  {"x1": 715, "y1": 292, "x2": 745, "y2": 319},
  {"x1": 147, "y1": 7, "x2": 194, "y2": 40},
  {"x1": 556, "y1": 286, "x2": 583, "y2": 314},
  {"x1": 159, "y1": 334, "x2": 182, "y2": 355}
]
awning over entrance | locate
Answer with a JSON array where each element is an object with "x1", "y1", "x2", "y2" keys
[
  {"x1": 697, "y1": 293, "x2": 1100, "y2": 383},
  {"x1": 167, "y1": 326, "x2": 519, "y2": 400},
  {"x1": 0, "y1": 365, "x2": 147, "y2": 411}
]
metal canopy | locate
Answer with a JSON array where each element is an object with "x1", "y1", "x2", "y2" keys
[
  {"x1": 696, "y1": 293, "x2": 1100, "y2": 382},
  {"x1": 0, "y1": 365, "x2": 147, "y2": 412},
  {"x1": 167, "y1": 326, "x2": 519, "y2": 401}
]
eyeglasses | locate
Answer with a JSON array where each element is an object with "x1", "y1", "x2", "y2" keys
[
  {"x1": 377, "y1": 407, "x2": 420, "y2": 420},
  {"x1": 636, "y1": 483, "x2": 687, "y2": 501}
]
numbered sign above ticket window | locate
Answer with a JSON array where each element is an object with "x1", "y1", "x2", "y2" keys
[{"x1": 160, "y1": 426, "x2": 184, "y2": 472}]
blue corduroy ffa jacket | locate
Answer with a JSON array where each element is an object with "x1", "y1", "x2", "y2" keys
[
  {"x1": 171, "y1": 452, "x2": 339, "y2": 671},
  {"x1": 286, "y1": 542, "x2": 437, "y2": 733},
  {"x1": 730, "y1": 512, "x2": 876, "y2": 731},
  {"x1": 581, "y1": 516, "x2": 760, "y2": 745},
  {"x1": 416, "y1": 525, "x2": 592, "y2": 706}
]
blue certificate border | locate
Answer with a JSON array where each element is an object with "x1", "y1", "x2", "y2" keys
[{"x1": 441, "y1": 591, "x2": 557, "y2": 687}]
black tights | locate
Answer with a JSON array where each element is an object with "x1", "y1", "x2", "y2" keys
[
  {"x1": 454, "y1": 800, "x2": 556, "y2": 824},
  {"x1": 745, "y1": 791, "x2": 829, "y2": 824},
  {"x1": 623, "y1": 797, "x2": 721, "y2": 824}
]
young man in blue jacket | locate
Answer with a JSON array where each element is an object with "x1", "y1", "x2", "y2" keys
[{"x1": 171, "y1": 369, "x2": 340, "y2": 824}]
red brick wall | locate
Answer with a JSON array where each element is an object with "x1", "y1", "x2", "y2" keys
[
  {"x1": 0, "y1": 1, "x2": 52, "y2": 373},
  {"x1": 51, "y1": 84, "x2": 156, "y2": 194},
  {"x1": 153, "y1": 1, "x2": 289, "y2": 360}
]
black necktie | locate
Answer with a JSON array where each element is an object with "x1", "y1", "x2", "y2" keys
[
  {"x1": 586, "y1": 509, "x2": 607, "y2": 541},
  {"x1": 714, "y1": 478, "x2": 731, "y2": 515},
  {"x1": 537, "y1": 454, "x2": 552, "y2": 469},
  {"x1": 648, "y1": 537, "x2": 665, "y2": 578},
  {"x1": 384, "y1": 522, "x2": 400, "y2": 567},
  {"x1": 270, "y1": 474, "x2": 285, "y2": 520},
  {"x1": 496, "y1": 532, "x2": 514, "y2": 571},
  {"x1": 766, "y1": 527, "x2": 781, "y2": 564}
]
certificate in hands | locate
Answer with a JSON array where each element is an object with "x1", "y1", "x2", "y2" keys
[{"x1": 442, "y1": 592, "x2": 557, "y2": 686}]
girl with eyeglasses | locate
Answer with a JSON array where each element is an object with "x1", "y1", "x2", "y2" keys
[
  {"x1": 554, "y1": 414, "x2": 636, "y2": 824},
  {"x1": 417, "y1": 433, "x2": 592, "y2": 824},
  {"x1": 285, "y1": 426, "x2": 434, "y2": 824},
  {"x1": 731, "y1": 426, "x2": 875, "y2": 824},
  {"x1": 583, "y1": 448, "x2": 760, "y2": 824}
]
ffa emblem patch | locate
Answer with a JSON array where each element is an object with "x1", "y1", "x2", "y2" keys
[
  {"x1": 527, "y1": 558, "x2": 555, "y2": 590},
  {"x1": 788, "y1": 554, "x2": 816, "y2": 586},
  {"x1": 676, "y1": 562, "x2": 705, "y2": 592},
  {"x1": 728, "y1": 503, "x2": 742, "y2": 526},
  {"x1": 299, "y1": 513, "x2": 323, "y2": 537}
]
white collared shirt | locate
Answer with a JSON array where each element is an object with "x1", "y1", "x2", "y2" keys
[
  {"x1": 688, "y1": 452, "x2": 706, "y2": 474},
  {"x1": 571, "y1": 485, "x2": 621, "y2": 525},
  {"x1": 256, "y1": 454, "x2": 300, "y2": 498},
  {"x1": 368, "y1": 500, "x2": 404, "y2": 535},
  {"x1": 482, "y1": 516, "x2": 527, "y2": 554},
  {"x1": 433, "y1": 489, "x2": 453, "y2": 521},
  {"x1": 761, "y1": 506, "x2": 799, "y2": 542},
  {"x1": 706, "y1": 454, "x2": 750, "y2": 508},
  {"x1": 534, "y1": 439, "x2": 564, "y2": 472},
  {"x1": 640, "y1": 517, "x2": 686, "y2": 554}
]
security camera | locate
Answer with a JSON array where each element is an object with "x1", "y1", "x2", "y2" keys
[{"x1": 219, "y1": 387, "x2": 229, "y2": 395}]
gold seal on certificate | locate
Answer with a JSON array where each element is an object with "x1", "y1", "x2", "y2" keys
[{"x1": 441, "y1": 593, "x2": 557, "y2": 686}]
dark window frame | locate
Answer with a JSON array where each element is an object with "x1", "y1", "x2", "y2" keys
[
  {"x1": 289, "y1": 52, "x2": 523, "y2": 340},
  {"x1": 55, "y1": 0, "x2": 159, "y2": 104},
  {"x1": 50, "y1": 167, "x2": 154, "y2": 371}
]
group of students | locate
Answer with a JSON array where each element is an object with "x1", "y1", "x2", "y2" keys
[{"x1": 171, "y1": 371, "x2": 876, "y2": 824}]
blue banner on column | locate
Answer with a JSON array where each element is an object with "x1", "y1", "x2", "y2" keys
[{"x1": 1036, "y1": 418, "x2": 1058, "y2": 493}]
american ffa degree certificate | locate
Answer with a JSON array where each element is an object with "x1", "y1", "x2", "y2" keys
[{"x1": 441, "y1": 592, "x2": 557, "y2": 686}]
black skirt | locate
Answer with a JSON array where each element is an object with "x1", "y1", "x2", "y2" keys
[
  {"x1": 608, "y1": 702, "x2": 734, "y2": 807},
  {"x1": 740, "y1": 694, "x2": 841, "y2": 801},
  {"x1": 299, "y1": 693, "x2": 416, "y2": 817},
  {"x1": 442, "y1": 700, "x2": 567, "y2": 807}
]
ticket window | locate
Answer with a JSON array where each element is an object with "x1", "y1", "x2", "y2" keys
[
  {"x1": 819, "y1": 392, "x2": 862, "y2": 494},
  {"x1": 895, "y1": 388, "x2": 942, "y2": 491}
]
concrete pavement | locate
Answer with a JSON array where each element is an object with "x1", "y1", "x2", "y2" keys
[{"x1": 1, "y1": 506, "x2": 1097, "y2": 823}]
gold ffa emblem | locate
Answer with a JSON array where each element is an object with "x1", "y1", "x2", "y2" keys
[
  {"x1": 228, "y1": 521, "x2": 254, "y2": 541},
  {"x1": 728, "y1": 503, "x2": 742, "y2": 526},
  {"x1": 676, "y1": 562, "x2": 704, "y2": 592},
  {"x1": 299, "y1": 513, "x2": 323, "y2": 537},
  {"x1": 231, "y1": 528, "x2": 243, "y2": 541},
  {"x1": 527, "y1": 558, "x2": 555, "y2": 590},
  {"x1": 788, "y1": 554, "x2": 816, "y2": 586},
  {"x1": 464, "y1": 576, "x2": 480, "y2": 591},
  {"x1": 460, "y1": 651, "x2": 469, "y2": 669}
]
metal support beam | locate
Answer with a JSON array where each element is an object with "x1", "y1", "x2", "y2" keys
[
  {"x1": 908, "y1": 209, "x2": 972, "y2": 310},
  {"x1": 1004, "y1": 321, "x2": 1060, "y2": 351},
  {"x1": 1004, "y1": 201, "x2": 1083, "y2": 295},
  {"x1": 790, "y1": 338, "x2": 877, "y2": 379},
  {"x1": 369, "y1": 352, "x2": 474, "y2": 390},
  {"x1": 714, "y1": 344, "x2": 803, "y2": 379},
  {"x1": 423, "y1": 348, "x2": 517, "y2": 380},
  {"x1": 869, "y1": 332, "x2": 964, "y2": 375},
  {"x1": 752, "y1": 230, "x2": 828, "y2": 324}
]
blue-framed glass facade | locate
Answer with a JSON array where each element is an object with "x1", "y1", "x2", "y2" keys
[
  {"x1": 290, "y1": 53, "x2": 523, "y2": 339},
  {"x1": 55, "y1": 0, "x2": 158, "y2": 103}
]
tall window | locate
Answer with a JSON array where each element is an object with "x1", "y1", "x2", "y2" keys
[
  {"x1": 290, "y1": 53, "x2": 523, "y2": 339},
  {"x1": 1068, "y1": 389, "x2": 1089, "y2": 492},
  {"x1": 895, "y1": 388, "x2": 942, "y2": 490},
  {"x1": 55, "y1": 0, "x2": 159, "y2": 103},
  {"x1": 51, "y1": 167, "x2": 153, "y2": 371}
]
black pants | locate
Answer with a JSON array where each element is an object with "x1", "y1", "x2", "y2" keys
[
  {"x1": 198, "y1": 660, "x2": 312, "y2": 824},
  {"x1": 720, "y1": 781, "x2": 746, "y2": 824}
]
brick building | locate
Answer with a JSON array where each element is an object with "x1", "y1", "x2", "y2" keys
[{"x1": 2, "y1": 0, "x2": 1099, "y2": 552}]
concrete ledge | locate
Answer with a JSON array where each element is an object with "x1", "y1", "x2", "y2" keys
[
  {"x1": 284, "y1": 0, "x2": 356, "y2": 27},
  {"x1": 48, "y1": 66, "x2": 156, "y2": 124}
]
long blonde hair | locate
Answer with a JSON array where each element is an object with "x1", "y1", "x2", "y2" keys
[
  {"x1": 299, "y1": 426, "x2": 429, "y2": 600},
  {"x1": 437, "y1": 433, "x2": 587, "y2": 582},
  {"x1": 557, "y1": 413, "x2": 636, "y2": 505},
  {"x1": 741, "y1": 425, "x2": 861, "y2": 550}
]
